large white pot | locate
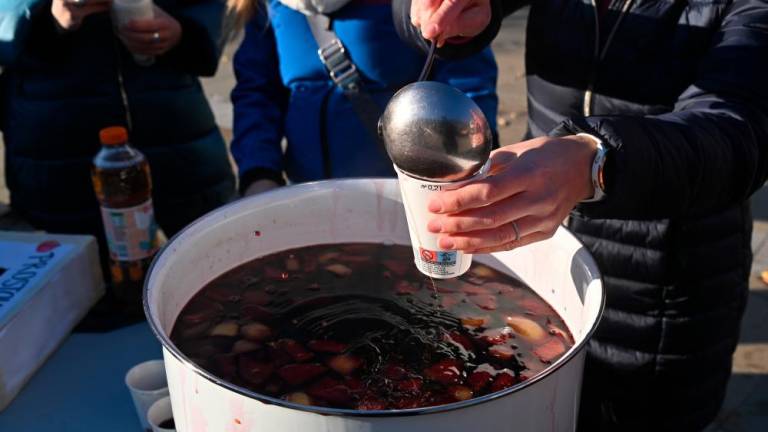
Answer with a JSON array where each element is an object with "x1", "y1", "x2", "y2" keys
[{"x1": 145, "y1": 179, "x2": 604, "y2": 432}]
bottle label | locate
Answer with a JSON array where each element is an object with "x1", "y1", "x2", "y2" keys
[{"x1": 100, "y1": 200, "x2": 159, "y2": 261}]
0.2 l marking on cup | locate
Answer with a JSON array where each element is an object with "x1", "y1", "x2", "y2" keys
[{"x1": 421, "y1": 183, "x2": 444, "y2": 192}]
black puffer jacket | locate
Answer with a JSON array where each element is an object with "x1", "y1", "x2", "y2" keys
[
  {"x1": 1, "y1": 1, "x2": 236, "y2": 240},
  {"x1": 394, "y1": 0, "x2": 768, "y2": 430}
]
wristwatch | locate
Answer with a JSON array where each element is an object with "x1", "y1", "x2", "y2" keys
[{"x1": 577, "y1": 133, "x2": 609, "y2": 202}]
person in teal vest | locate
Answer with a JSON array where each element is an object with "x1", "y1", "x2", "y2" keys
[{"x1": 0, "y1": 0, "x2": 236, "y2": 328}]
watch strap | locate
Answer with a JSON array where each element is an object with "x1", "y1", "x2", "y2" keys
[{"x1": 577, "y1": 133, "x2": 609, "y2": 202}]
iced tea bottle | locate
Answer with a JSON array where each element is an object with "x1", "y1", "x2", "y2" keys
[{"x1": 91, "y1": 126, "x2": 159, "y2": 315}]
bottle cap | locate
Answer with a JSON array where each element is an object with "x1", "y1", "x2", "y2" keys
[{"x1": 99, "y1": 126, "x2": 129, "y2": 146}]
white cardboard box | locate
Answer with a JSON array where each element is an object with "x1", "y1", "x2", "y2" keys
[{"x1": 0, "y1": 232, "x2": 104, "y2": 411}]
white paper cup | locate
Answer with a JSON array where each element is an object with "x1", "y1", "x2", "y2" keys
[
  {"x1": 147, "y1": 396, "x2": 176, "y2": 431},
  {"x1": 395, "y1": 161, "x2": 490, "y2": 279},
  {"x1": 112, "y1": 0, "x2": 155, "y2": 65},
  {"x1": 125, "y1": 359, "x2": 169, "y2": 431}
]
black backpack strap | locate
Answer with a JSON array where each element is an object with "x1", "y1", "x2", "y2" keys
[{"x1": 305, "y1": 14, "x2": 387, "y2": 154}]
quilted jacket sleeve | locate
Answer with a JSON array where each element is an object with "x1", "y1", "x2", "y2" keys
[
  {"x1": 165, "y1": 0, "x2": 228, "y2": 76},
  {"x1": 229, "y1": 10, "x2": 289, "y2": 193},
  {"x1": 0, "y1": 0, "x2": 45, "y2": 65},
  {"x1": 555, "y1": 0, "x2": 768, "y2": 219}
]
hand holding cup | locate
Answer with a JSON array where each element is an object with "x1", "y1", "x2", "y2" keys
[
  {"x1": 117, "y1": 5, "x2": 182, "y2": 58},
  {"x1": 426, "y1": 135, "x2": 598, "y2": 254}
]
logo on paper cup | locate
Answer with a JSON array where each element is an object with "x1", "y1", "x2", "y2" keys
[
  {"x1": 36, "y1": 240, "x2": 61, "y2": 253},
  {"x1": 419, "y1": 247, "x2": 457, "y2": 265},
  {"x1": 420, "y1": 248, "x2": 437, "y2": 263}
]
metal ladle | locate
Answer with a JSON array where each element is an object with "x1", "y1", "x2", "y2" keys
[
  {"x1": 417, "y1": 40, "x2": 438, "y2": 82},
  {"x1": 378, "y1": 38, "x2": 492, "y2": 182}
]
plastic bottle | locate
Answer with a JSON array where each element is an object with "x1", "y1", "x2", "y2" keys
[{"x1": 91, "y1": 126, "x2": 159, "y2": 314}]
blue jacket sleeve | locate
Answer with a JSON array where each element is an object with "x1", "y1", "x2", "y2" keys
[
  {"x1": 166, "y1": 0, "x2": 227, "y2": 76},
  {"x1": 230, "y1": 11, "x2": 289, "y2": 192},
  {"x1": 553, "y1": 0, "x2": 768, "y2": 219},
  {"x1": 0, "y1": 0, "x2": 45, "y2": 65}
]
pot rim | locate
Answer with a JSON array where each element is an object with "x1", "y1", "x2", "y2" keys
[{"x1": 144, "y1": 178, "x2": 606, "y2": 418}]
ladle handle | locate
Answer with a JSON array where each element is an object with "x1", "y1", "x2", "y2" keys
[{"x1": 417, "y1": 40, "x2": 438, "y2": 82}]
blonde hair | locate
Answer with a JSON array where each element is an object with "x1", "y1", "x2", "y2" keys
[{"x1": 227, "y1": 0, "x2": 259, "y2": 28}]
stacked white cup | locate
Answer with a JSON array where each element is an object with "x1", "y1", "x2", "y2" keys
[{"x1": 125, "y1": 359, "x2": 170, "y2": 431}]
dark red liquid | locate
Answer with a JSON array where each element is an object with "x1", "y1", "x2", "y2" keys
[{"x1": 171, "y1": 243, "x2": 573, "y2": 410}]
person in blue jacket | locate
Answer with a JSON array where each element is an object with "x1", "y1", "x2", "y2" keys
[
  {"x1": 229, "y1": 0, "x2": 499, "y2": 196},
  {"x1": 0, "y1": 0, "x2": 236, "y2": 327}
]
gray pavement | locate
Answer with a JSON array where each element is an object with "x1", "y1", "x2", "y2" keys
[{"x1": 0, "y1": 9, "x2": 766, "y2": 430}]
